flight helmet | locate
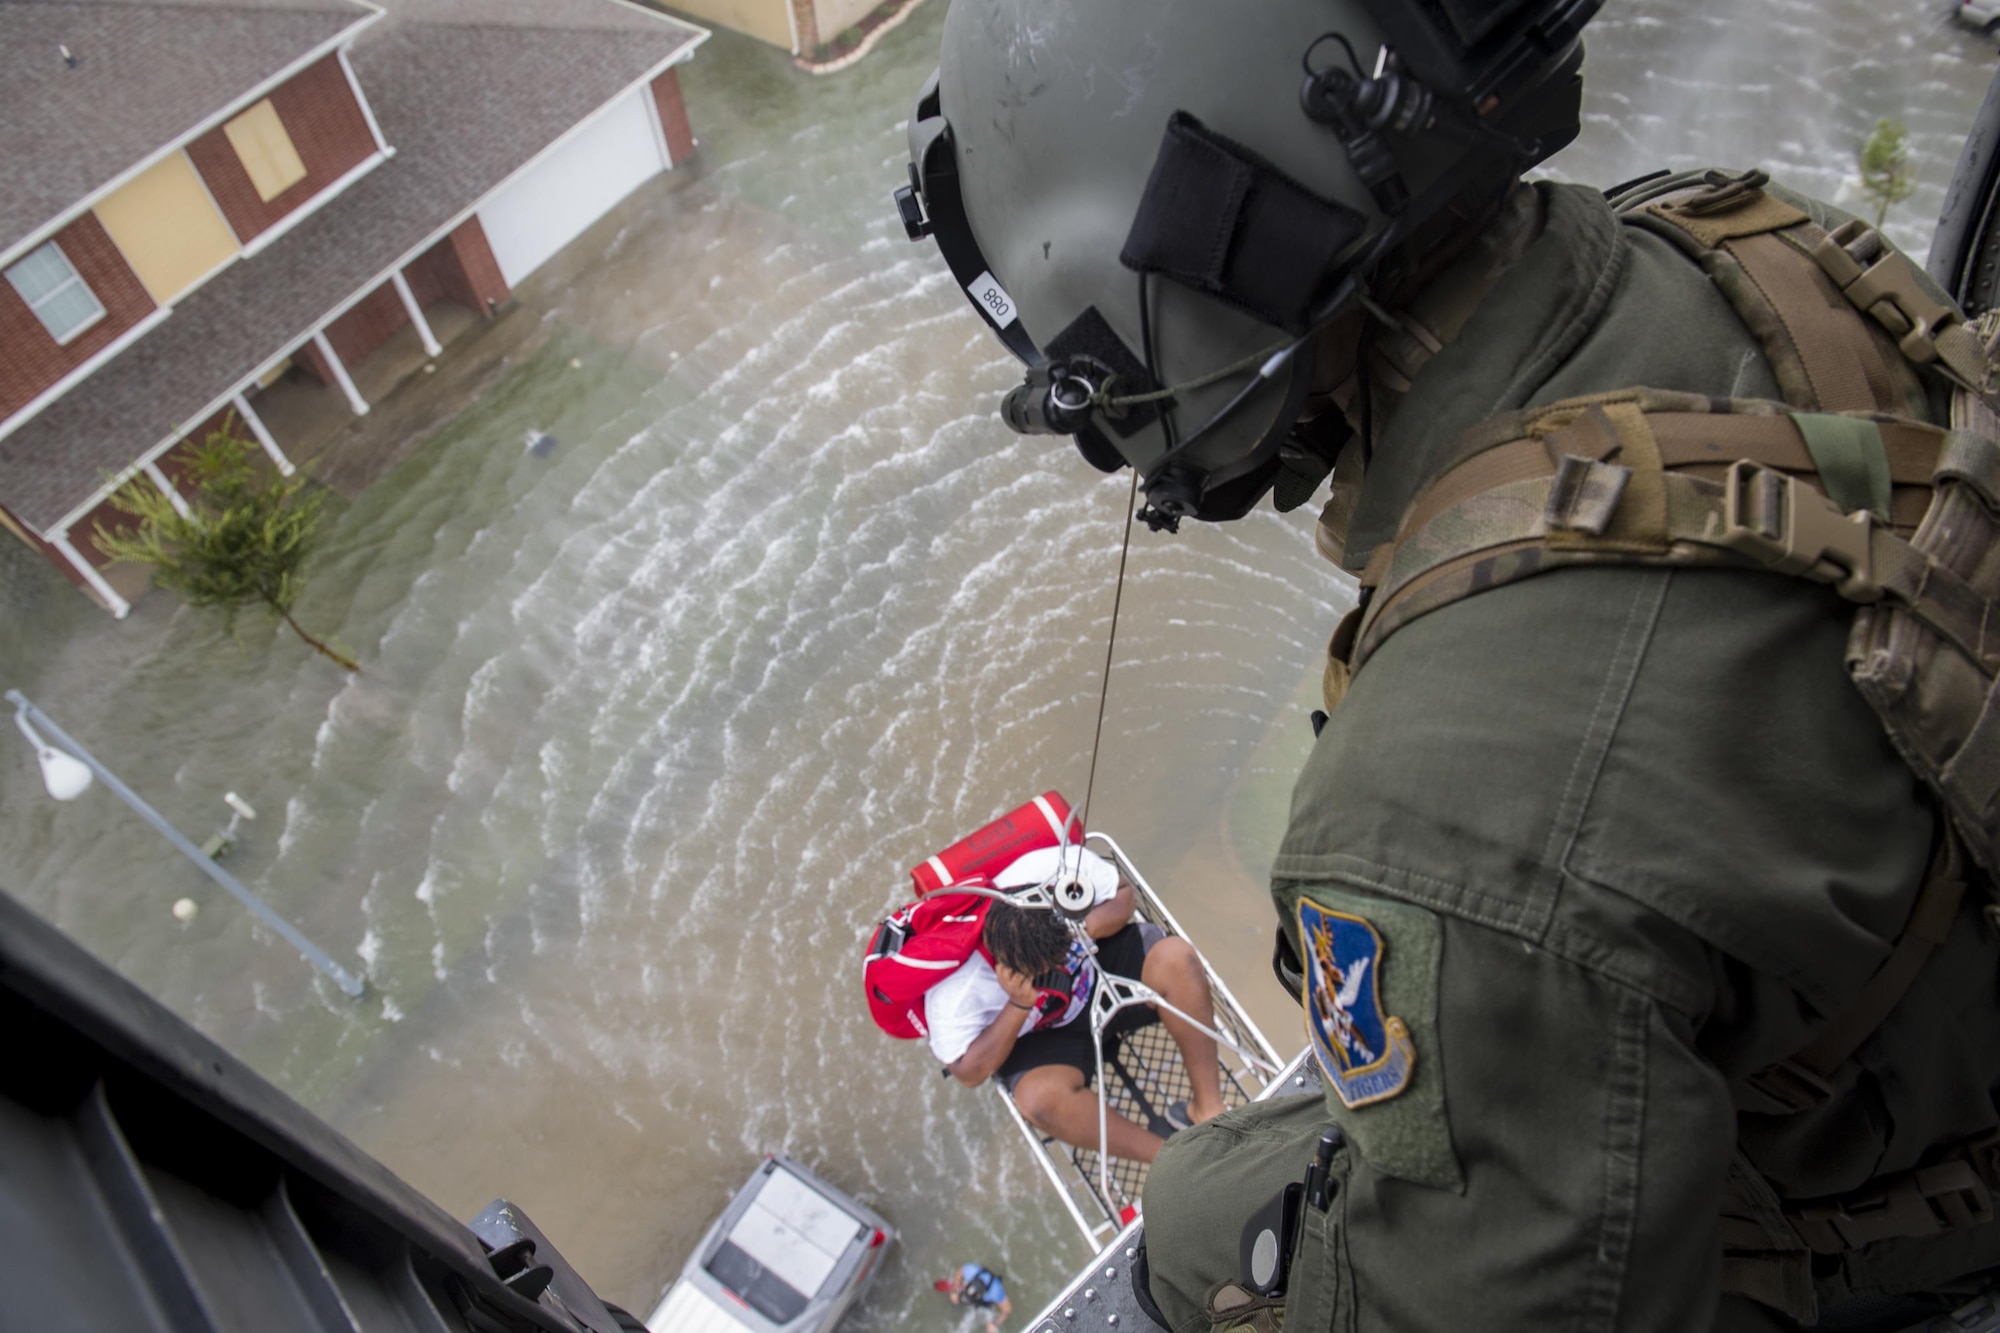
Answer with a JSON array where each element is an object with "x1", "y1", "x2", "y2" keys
[{"x1": 895, "y1": 0, "x2": 1599, "y2": 530}]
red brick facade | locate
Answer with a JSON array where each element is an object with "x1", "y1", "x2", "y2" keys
[
  {"x1": 651, "y1": 68, "x2": 696, "y2": 166},
  {"x1": 289, "y1": 219, "x2": 507, "y2": 388},
  {"x1": 436, "y1": 217, "x2": 511, "y2": 316},
  {"x1": 293, "y1": 337, "x2": 335, "y2": 386},
  {"x1": 186, "y1": 54, "x2": 378, "y2": 245},
  {"x1": 0, "y1": 213, "x2": 156, "y2": 420},
  {"x1": 789, "y1": 0, "x2": 820, "y2": 52},
  {"x1": 0, "y1": 501, "x2": 92, "y2": 589},
  {"x1": 150, "y1": 408, "x2": 238, "y2": 495},
  {"x1": 404, "y1": 248, "x2": 447, "y2": 308},
  {"x1": 323, "y1": 281, "x2": 407, "y2": 368},
  {"x1": 75, "y1": 486, "x2": 151, "y2": 568}
]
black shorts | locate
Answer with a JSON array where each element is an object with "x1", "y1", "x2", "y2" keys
[{"x1": 997, "y1": 922, "x2": 1165, "y2": 1091}]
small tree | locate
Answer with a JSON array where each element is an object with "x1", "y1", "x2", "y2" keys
[
  {"x1": 94, "y1": 425, "x2": 359, "y2": 672},
  {"x1": 1858, "y1": 117, "x2": 1917, "y2": 229}
]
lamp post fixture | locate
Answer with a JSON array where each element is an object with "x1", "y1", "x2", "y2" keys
[{"x1": 6, "y1": 690, "x2": 367, "y2": 1000}]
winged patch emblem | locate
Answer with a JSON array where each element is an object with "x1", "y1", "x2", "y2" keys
[{"x1": 1299, "y1": 899, "x2": 1416, "y2": 1109}]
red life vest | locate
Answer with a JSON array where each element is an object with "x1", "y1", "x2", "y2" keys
[
  {"x1": 864, "y1": 892, "x2": 992, "y2": 1040},
  {"x1": 867, "y1": 791, "x2": 1083, "y2": 1041},
  {"x1": 908, "y1": 791, "x2": 1076, "y2": 895}
]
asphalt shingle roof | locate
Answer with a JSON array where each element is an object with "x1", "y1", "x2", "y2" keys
[
  {"x1": 0, "y1": 0, "x2": 705, "y2": 534},
  {"x1": 1, "y1": 0, "x2": 376, "y2": 259}
]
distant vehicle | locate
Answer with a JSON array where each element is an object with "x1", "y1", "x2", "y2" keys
[
  {"x1": 1956, "y1": 0, "x2": 2000, "y2": 31},
  {"x1": 644, "y1": 1156, "x2": 894, "y2": 1333}
]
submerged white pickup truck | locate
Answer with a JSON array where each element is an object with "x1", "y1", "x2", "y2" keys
[{"x1": 644, "y1": 1156, "x2": 894, "y2": 1333}]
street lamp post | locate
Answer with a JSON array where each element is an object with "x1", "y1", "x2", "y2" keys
[{"x1": 6, "y1": 689, "x2": 368, "y2": 1000}]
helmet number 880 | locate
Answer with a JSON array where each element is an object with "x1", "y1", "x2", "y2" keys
[{"x1": 968, "y1": 271, "x2": 1019, "y2": 328}]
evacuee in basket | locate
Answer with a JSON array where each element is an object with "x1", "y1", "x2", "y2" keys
[{"x1": 926, "y1": 843, "x2": 1227, "y2": 1163}]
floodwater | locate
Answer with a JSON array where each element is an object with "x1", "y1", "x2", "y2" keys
[{"x1": 0, "y1": 0, "x2": 1992, "y2": 1321}]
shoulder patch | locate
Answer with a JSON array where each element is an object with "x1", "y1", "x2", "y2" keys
[{"x1": 1299, "y1": 899, "x2": 1416, "y2": 1109}]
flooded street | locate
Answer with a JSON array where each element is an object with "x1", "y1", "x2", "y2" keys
[{"x1": 1, "y1": 0, "x2": 1993, "y2": 1320}]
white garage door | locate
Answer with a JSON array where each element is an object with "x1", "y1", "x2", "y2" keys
[{"x1": 480, "y1": 89, "x2": 664, "y2": 287}]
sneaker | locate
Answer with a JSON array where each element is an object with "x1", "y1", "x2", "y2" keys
[{"x1": 1162, "y1": 1098, "x2": 1193, "y2": 1133}]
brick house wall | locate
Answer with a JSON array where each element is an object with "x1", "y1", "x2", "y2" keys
[
  {"x1": 404, "y1": 250, "x2": 446, "y2": 308},
  {"x1": 290, "y1": 219, "x2": 509, "y2": 387},
  {"x1": 151, "y1": 407, "x2": 240, "y2": 496},
  {"x1": 72, "y1": 487, "x2": 148, "y2": 568},
  {"x1": 289, "y1": 280, "x2": 407, "y2": 387},
  {"x1": 186, "y1": 54, "x2": 377, "y2": 245},
  {"x1": 437, "y1": 217, "x2": 510, "y2": 316},
  {"x1": 789, "y1": 0, "x2": 819, "y2": 51},
  {"x1": 293, "y1": 338, "x2": 334, "y2": 386},
  {"x1": 0, "y1": 213, "x2": 157, "y2": 419},
  {"x1": 67, "y1": 408, "x2": 248, "y2": 565},
  {"x1": 0, "y1": 501, "x2": 94, "y2": 590},
  {"x1": 323, "y1": 281, "x2": 408, "y2": 367},
  {"x1": 651, "y1": 69, "x2": 696, "y2": 166}
]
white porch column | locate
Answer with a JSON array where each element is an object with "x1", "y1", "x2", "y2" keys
[
  {"x1": 51, "y1": 531, "x2": 130, "y2": 619},
  {"x1": 312, "y1": 330, "x2": 369, "y2": 416},
  {"x1": 390, "y1": 271, "x2": 443, "y2": 358},
  {"x1": 143, "y1": 462, "x2": 192, "y2": 519},
  {"x1": 232, "y1": 391, "x2": 295, "y2": 476}
]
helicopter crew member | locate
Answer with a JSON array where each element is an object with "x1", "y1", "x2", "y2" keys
[{"x1": 893, "y1": 0, "x2": 2000, "y2": 1328}]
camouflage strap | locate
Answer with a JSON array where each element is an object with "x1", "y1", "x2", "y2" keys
[
  {"x1": 1631, "y1": 171, "x2": 1929, "y2": 417},
  {"x1": 1346, "y1": 392, "x2": 1989, "y2": 676},
  {"x1": 1852, "y1": 407, "x2": 2000, "y2": 879},
  {"x1": 1385, "y1": 394, "x2": 1939, "y2": 542}
]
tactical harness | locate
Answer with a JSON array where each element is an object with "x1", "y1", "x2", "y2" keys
[{"x1": 1320, "y1": 170, "x2": 2000, "y2": 1317}]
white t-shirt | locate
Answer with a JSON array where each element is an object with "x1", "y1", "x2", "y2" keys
[{"x1": 923, "y1": 846, "x2": 1123, "y2": 1066}]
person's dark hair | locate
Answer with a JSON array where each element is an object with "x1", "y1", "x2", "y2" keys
[{"x1": 984, "y1": 900, "x2": 1072, "y2": 975}]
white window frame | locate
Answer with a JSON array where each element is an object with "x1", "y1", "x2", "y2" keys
[{"x1": 6, "y1": 240, "x2": 106, "y2": 345}]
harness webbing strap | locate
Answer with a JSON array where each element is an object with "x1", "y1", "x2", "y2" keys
[
  {"x1": 1788, "y1": 1136, "x2": 2000, "y2": 1255},
  {"x1": 1391, "y1": 401, "x2": 1940, "y2": 546},
  {"x1": 1719, "y1": 1151, "x2": 1818, "y2": 1323},
  {"x1": 1346, "y1": 395, "x2": 1991, "y2": 675},
  {"x1": 1638, "y1": 180, "x2": 1922, "y2": 417},
  {"x1": 1356, "y1": 453, "x2": 1996, "y2": 678},
  {"x1": 1791, "y1": 412, "x2": 1893, "y2": 521},
  {"x1": 1746, "y1": 827, "x2": 1969, "y2": 1111},
  {"x1": 1731, "y1": 231, "x2": 1900, "y2": 413}
]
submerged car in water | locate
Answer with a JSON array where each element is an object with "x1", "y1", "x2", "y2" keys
[{"x1": 643, "y1": 1156, "x2": 894, "y2": 1333}]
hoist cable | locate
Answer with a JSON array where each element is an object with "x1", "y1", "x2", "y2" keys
[{"x1": 1080, "y1": 465, "x2": 1139, "y2": 833}]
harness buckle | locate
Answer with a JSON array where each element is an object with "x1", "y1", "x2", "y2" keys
[
  {"x1": 1720, "y1": 460, "x2": 1881, "y2": 601},
  {"x1": 1743, "y1": 1057, "x2": 1834, "y2": 1111},
  {"x1": 1812, "y1": 220, "x2": 1964, "y2": 369},
  {"x1": 1792, "y1": 1162, "x2": 1994, "y2": 1254}
]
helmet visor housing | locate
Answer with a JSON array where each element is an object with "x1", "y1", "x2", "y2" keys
[{"x1": 898, "y1": 0, "x2": 1595, "y2": 528}]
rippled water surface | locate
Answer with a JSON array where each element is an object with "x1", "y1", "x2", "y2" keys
[{"x1": 1, "y1": 0, "x2": 1992, "y2": 1319}]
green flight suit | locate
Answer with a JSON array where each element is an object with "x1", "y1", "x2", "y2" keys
[{"x1": 1140, "y1": 179, "x2": 2000, "y2": 1330}]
